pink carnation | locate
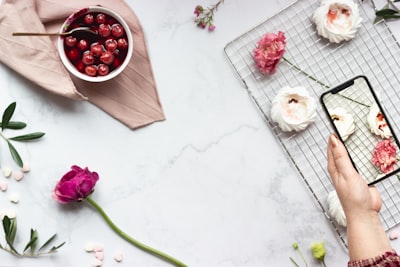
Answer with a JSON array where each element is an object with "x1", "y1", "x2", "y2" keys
[
  {"x1": 372, "y1": 139, "x2": 398, "y2": 173},
  {"x1": 253, "y1": 31, "x2": 286, "y2": 75}
]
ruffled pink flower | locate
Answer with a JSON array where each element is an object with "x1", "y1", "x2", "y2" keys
[
  {"x1": 194, "y1": 5, "x2": 203, "y2": 17},
  {"x1": 253, "y1": 31, "x2": 286, "y2": 75},
  {"x1": 52, "y1": 165, "x2": 99, "y2": 204},
  {"x1": 372, "y1": 139, "x2": 398, "y2": 173}
]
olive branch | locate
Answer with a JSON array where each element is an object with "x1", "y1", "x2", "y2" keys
[
  {"x1": 0, "y1": 102, "x2": 45, "y2": 167},
  {"x1": 0, "y1": 216, "x2": 65, "y2": 257}
]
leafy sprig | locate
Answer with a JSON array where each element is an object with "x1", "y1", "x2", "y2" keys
[
  {"x1": 0, "y1": 102, "x2": 45, "y2": 167},
  {"x1": 0, "y1": 216, "x2": 65, "y2": 257},
  {"x1": 194, "y1": 0, "x2": 224, "y2": 31},
  {"x1": 374, "y1": 0, "x2": 400, "y2": 24}
]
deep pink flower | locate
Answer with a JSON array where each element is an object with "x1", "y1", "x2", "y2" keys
[
  {"x1": 372, "y1": 139, "x2": 398, "y2": 173},
  {"x1": 52, "y1": 165, "x2": 99, "y2": 203},
  {"x1": 194, "y1": 5, "x2": 203, "y2": 17},
  {"x1": 208, "y1": 24, "x2": 216, "y2": 31},
  {"x1": 253, "y1": 31, "x2": 286, "y2": 75}
]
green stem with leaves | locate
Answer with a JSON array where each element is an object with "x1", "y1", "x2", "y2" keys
[{"x1": 85, "y1": 197, "x2": 187, "y2": 267}]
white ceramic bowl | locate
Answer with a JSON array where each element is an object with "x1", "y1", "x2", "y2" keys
[{"x1": 58, "y1": 6, "x2": 133, "y2": 82}]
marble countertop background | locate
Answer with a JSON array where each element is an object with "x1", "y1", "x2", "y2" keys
[{"x1": 0, "y1": 0, "x2": 399, "y2": 266}]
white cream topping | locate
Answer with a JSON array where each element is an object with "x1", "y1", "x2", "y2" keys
[
  {"x1": 327, "y1": 190, "x2": 347, "y2": 227},
  {"x1": 329, "y1": 107, "x2": 355, "y2": 141},
  {"x1": 312, "y1": 0, "x2": 362, "y2": 43},
  {"x1": 367, "y1": 103, "x2": 392, "y2": 139},
  {"x1": 270, "y1": 86, "x2": 317, "y2": 132}
]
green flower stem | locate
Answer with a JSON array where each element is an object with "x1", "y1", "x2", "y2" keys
[
  {"x1": 282, "y1": 56, "x2": 330, "y2": 89},
  {"x1": 85, "y1": 197, "x2": 187, "y2": 267}
]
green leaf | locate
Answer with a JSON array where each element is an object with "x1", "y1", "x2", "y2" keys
[
  {"x1": 9, "y1": 132, "x2": 45, "y2": 141},
  {"x1": 7, "y1": 141, "x2": 23, "y2": 167},
  {"x1": 2, "y1": 216, "x2": 19, "y2": 255},
  {"x1": 0, "y1": 121, "x2": 27, "y2": 130},
  {"x1": 39, "y1": 234, "x2": 57, "y2": 251},
  {"x1": 23, "y1": 229, "x2": 38, "y2": 252},
  {"x1": 1, "y1": 102, "x2": 16, "y2": 131},
  {"x1": 49, "y1": 242, "x2": 66, "y2": 252},
  {"x1": 376, "y1": 8, "x2": 399, "y2": 16}
]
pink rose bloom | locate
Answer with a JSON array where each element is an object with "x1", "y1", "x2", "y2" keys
[
  {"x1": 52, "y1": 165, "x2": 99, "y2": 204},
  {"x1": 372, "y1": 139, "x2": 398, "y2": 173},
  {"x1": 253, "y1": 31, "x2": 286, "y2": 75}
]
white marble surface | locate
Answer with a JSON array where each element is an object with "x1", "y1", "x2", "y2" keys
[{"x1": 1, "y1": 0, "x2": 400, "y2": 266}]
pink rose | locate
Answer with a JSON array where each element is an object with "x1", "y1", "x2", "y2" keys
[
  {"x1": 372, "y1": 139, "x2": 397, "y2": 173},
  {"x1": 253, "y1": 31, "x2": 286, "y2": 75},
  {"x1": 52, "y1": 165, "x2": 99, "y2": 204}
]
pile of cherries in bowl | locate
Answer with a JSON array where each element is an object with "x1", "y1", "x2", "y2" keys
[{"x1": 59, "y1": 7, "x2": 132, "y2": 82}]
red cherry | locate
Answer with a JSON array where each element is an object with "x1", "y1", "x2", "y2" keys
[
  {"x1": 113, "y1": 58, "x2": 121, "y2": 68},
  {"x1": 90, "y1": 43, "x2": 104, "y2": 57},
  {"x1": 98, "y1": 24, "x2": 111, "y2": 37},
  {"x1": 85, "y1": 65, "x2": 97, "y2": 76},
  {"x1": 82, "y1": 51, "x2": 95, "y2": 65},
  {"x1": 100, "y1": 51, "x2": 115, "y2": 65},
  {"x1": 117, "y1": 38, "x2": 128, "y2": 49},
  {"x1": 111, "y1": 24, "x2": 125, "y2": 37},
  {"x1": 67, "y1": 48, "x2": 80, "y2": 62},
  {"x1": 105, "y1": 39, "x2": 117, "y2": 51},
  {"x1": 77, "y1": 39, "x2": 89, "y2": 51},
  {"x1": 96, "y1": 13, "x2": 106, "y2": 24},
  {"x1": 76, "y1": 61, "x2": 85, "y2": 73},
  {"x1": 65, "y1": 36, "x2": 77, "y2": 47},
  {"x1": 98, "y1": 64, "x2": 110, "y2": 76},
  {"x1": 84, "y1": 14, "x2": 94, "y2": 25}
]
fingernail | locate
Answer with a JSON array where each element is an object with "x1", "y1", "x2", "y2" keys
[{"x1": 330, "y1": 134, "x2": 339, "y2": 148}]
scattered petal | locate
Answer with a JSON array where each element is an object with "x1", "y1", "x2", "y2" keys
[
  {"x1": 390, "y1": 230, "x2": 399, "y2": 240},
  {"x1": 22, "y1": 163, "x2": 30, "y2": 173},
  {"x1": 13, "y1": 171, "x2": 24, "y2": 181},
  {"x1": 95, "y1": 251, "x2": 104, "y2": 260},
  {"x1": 9, "y1": 193, "x2": 20, "y2": 204},
  {"x1": 91, "y1": 258, "x2": 102, "y2": 267},
  {"x1": 114, "y1": 250, "x2": 123, "y2": 262},
  {"x1": 0, "y1": 181, "x2": 8, "y2": 192},
  {"x1": 2, "y1": 167, "x2": 12, "y2": 178},
  {"x1": 85, "y1": 242, "x2": 94, "y2": 252}
]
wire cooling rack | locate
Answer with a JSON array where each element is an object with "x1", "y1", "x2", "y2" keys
[{"x1": 224, "y1": 0, "x2": 400, "y2": 247}]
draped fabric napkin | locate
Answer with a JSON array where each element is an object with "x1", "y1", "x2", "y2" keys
[{"x1": 0, "y1": 0, "x2": 165, "y2": 129}]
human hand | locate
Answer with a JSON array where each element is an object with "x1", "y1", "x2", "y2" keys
[{"x1": 327, "y1": 134, "x2": 382, "y2": 222}]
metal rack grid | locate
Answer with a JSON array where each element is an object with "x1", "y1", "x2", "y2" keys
[{"x1": 224, "y1": 0, "x2": 400, "y2": 247}]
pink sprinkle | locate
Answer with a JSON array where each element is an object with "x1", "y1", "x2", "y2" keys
[
  {"x1": 390, "y1": 230, "x2": 399, "y2": 240},
  {"x1": 0, "y1": 181, "x2": 8, "y2": 192},
  {"x1": 93, "y1": 244, "x2": 103, "y2": 252},
  {"x1": 95, "y1": 251, "x2": 104, "y2": 260},
  {"x1": 13, "y1": 171, "x2": 24, "y2": 181}
]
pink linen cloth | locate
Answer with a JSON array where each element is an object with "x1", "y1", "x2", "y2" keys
[{"x1": 0, "y1": 0, "x2": 165, "y2": 129}]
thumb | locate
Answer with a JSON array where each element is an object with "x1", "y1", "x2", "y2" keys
[{"x1": 327, "y1": 134, "x2": 358, "y2": 181}]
